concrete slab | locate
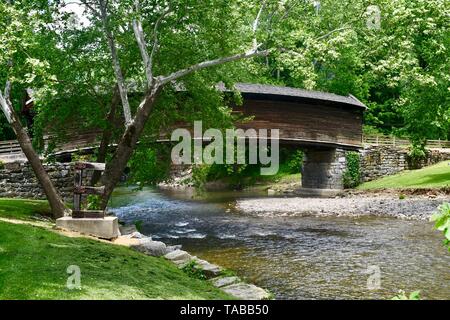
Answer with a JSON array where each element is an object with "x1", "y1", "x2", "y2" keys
[{"x1": 56, "y1": 216, "x2": 119, "y2": 240}]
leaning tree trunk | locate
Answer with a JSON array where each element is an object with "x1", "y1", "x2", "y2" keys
[
  {"x1": 99, "y1": 86, "x2": 161, "y2": 209},
  {"x1": 0, "y1": 90, "x2": 68, "y2": 218}
]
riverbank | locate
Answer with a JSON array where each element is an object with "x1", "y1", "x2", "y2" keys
[{"x1": 0, "y1": 199, "x2": 233, "y2": 299}]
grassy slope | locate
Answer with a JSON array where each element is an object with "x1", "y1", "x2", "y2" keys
[
  {"x1": 0, "y1": 198, "x2": 51, "y2": 220},
  {"x1": 358, "y1": 160, "x2": 450, "y2": 190},
  {"x1": 0, "y1": 199, "x2": 232, "y2": 300}
]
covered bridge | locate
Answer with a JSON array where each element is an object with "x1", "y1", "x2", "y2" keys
[{"x1": 222, "y1": 83, "x2": 366, "y2": 191}]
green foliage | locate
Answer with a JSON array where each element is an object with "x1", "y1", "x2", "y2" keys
[
  {"x1": 407, "y1": 140, "x2": 427, "y2": 169},
  {"x1": 286, "y1": 149, "x2": 304, "y2": 174},
  {"x1": 71, "y1": 150, "x2": 94, "y2": 163},
  {"x1": 85, "y1": 195, "x2": 101, "y2": 211},
  {"x1": 181, "y1": 261, "x2": 207, "y2": 281},
  {"x1": 398, "y1": 194, "x2": 406, "y2": 200},
  {"x1": 392, "y1": 290, "x2": 421, "y2": 300},
  {"x1": 127, "y1": 146, "x2": 171, "y2": 186},
  {"x1": 195, "y1": 147, "x2": 304, "y2": 190},
  {"x1": 260, "y1": 0, "x2": 450, "y2": 141},
  {"x1": 0, "y1": 160, "x2": 4, "y2": 170},
  {"x1": 191, "y1": 164, "x2": 212, "y2": 190},
  {"x1": 430, "y1": 202, "x2": 450, "y2": 251},
  {"x1": 343, "y1": 152, "x2": 361, "y2": 189}
]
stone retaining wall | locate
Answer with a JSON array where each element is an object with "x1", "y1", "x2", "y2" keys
[
  {"x1": 0, "y1": 161, "x2": 91, "y2": 203},
  {"x1": 359, "y1": 146, "x2": 450, "y2": 182}
]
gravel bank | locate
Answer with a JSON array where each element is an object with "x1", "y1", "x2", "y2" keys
[{"x1": 235, "y1": 195, "x2": 450, "y2": 220}]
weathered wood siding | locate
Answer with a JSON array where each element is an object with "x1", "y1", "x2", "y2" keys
[{"x1": 233, "y1": 98, "x2": 363, "y2": 149}]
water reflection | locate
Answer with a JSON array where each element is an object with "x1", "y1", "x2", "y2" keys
[{"x1": 110, "y1": 187, "x2": 450, "y2": 300}]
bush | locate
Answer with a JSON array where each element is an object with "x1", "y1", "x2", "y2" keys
[
  {"x1": 181, "y1": 261, "x2": 206, "y2": 280},
  {"x1": 407, "y1": 140, "x2": 427, "y2": 169},
  {"x1": 343, "y1": 152, "x2": 361, "y2": 189},
  {"x1": 286, "y1": 149, "x2": 304, "y2": 173}
]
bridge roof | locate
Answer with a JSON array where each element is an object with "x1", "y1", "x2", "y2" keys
[{"x1": 218, "y1": 83, "x2": 367, "y2": 109}]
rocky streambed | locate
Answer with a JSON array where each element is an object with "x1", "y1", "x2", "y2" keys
[{"x1": 235, "y1": 194, "x2": 449, "y2": 221}]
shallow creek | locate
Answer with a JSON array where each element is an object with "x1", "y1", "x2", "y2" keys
[{"x1": 109, "y1": 187, "x2": 450, "y2": 300}]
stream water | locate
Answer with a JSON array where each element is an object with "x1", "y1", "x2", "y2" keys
[{"x1": 109, "y1": 187, "x2": 450, "y2": 300}]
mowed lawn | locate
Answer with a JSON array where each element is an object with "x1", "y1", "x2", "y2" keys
[
  {"x1": 358, "y1": 160, "x2": 450, "y2": 189},
  {"x1": 0, "y1": 199, "x2": 233, "y2": 300},
  {"x1": 0, "y1": 198, "x2": 52, "y2": 221}
]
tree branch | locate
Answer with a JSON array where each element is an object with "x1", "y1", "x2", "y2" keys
[
  {"x1": 98, "y1": 0, "x2": 132, "y2": 125},
  {"x1": 132, "y1": 0, "x2": 153, "y2": 88},
  {"x1": 315, "y1": 25, "x2": 352, "y2": 42},
  {"x1": 4, "y1": 81, "x2": 11, "y2": 102},
  {"x1": 0, "y1": 88, "x2": 13, "y2": 125},
  {"x1": 132, "y1": 2, "x2": 172, "y2": 89},
  {"x1": 252, "y1": 0, "x2": 267, "y2": 50},
  {"x1": 157, "y1": 49, "x2": 270, "y2": 86},
  {"x1": 149, "y1": 8, "x2": 172, "y2": 73}
]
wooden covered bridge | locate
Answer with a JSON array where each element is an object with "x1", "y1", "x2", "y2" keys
[
  {"x1": 220, "y1": 83, "x2": 366, "y2": 190},
  {"x1": 0, "y1": 83, "x2": 365, "y2": 191}
]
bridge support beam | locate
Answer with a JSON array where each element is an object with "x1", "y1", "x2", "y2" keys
[{"x1": 301, "y1": 148, "x2": 346, "y2": 191}]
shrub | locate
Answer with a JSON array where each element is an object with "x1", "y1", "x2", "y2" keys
[
  {"x1": 286, "y1": 149, "x2": 304, "y2": 173},
  {"x1": 407, "y1": 140, "x2": 427, "y2": 169},
  {"x1": 181, "y1": 261, "x2": 206, "y2": 280},
  {"x1": 343, "y1": 152, "x2": 361, "y2": 189}
]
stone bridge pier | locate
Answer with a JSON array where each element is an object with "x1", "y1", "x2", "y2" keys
[{"x1": 301, "y1": 147, "x2": 346, "y2": 194}]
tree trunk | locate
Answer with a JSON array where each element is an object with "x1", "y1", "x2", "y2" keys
[
  {"x1": 0, "y1": 91, "x2": 68, "y2": 218},
  {"x1": 90, "y1": 85, "x2": 121, "y2": 186},
  {"x1": 100, "y1": 86, "x2": 161, "y2": 208}
]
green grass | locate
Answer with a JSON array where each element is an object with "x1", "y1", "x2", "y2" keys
[
  {"x1": 0, "y1": 198, "x2": 51, "y2": 221},
  {"x1": 358, "y1": 160, "x2": 450, "y2": 190},
  {"x1": 0, "y1": 199, "x2": 233, "y2": 300},
  {"x1": 0, "y1": 221, "x2": 233, "y2": 300}
]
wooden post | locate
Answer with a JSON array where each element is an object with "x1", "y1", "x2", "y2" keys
[
  {"x1": 73, "y1": 162, "x2": 106, "y2": 219},
  {"x1": 73, "y1": 168, "x2": 82, "y2": 212}
]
